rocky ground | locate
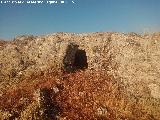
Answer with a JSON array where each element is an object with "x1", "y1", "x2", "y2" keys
[{"x1": 0, "y1": 32, "x2": 160, "y2": 120}]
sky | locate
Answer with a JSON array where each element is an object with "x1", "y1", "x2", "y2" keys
[{"x1": 0, "y1": 0, "x2": 160, "y2": 39}]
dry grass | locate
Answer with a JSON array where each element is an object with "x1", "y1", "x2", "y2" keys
[
  {"x1": 0, "y1": 70, "x2": 159, "y2": 120},
  {"x1": 55, "y1": 70, "x2": 158, "y2": 120}
]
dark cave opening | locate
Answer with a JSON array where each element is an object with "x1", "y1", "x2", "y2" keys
[{"x1": 73, "y1": 49, "x2": 88, "y2": 70}]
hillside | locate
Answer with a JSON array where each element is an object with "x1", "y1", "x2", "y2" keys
[{"x1": 0, "y1": 32, "x2": 160, "y2": 120}]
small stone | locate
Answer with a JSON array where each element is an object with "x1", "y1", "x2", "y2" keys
[
  {"x1": 148, "y1": 83, "x2": 160, "y2": 99},
  {"x1": 96, "y1": 107, "x2": 108, "y2": 115},
  {"x1": 52, "y1": 87, "x2": 59, "y2": 94}
]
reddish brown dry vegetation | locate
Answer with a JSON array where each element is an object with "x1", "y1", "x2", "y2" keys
[
  {"x1": 56, "y1": 70, "x2": 119, "y2": 120},
  {"x1": 0, "y1": 72, "x2": 57, "y2": 111},
  {"x1": 55, "y1": 71, "x2": 155, "y2": 120},
  {"x1": 0, "y1": 70, "x2": 157, "y2": 120}
]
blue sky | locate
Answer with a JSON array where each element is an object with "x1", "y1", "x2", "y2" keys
[{"x1": 0, "y1": 0, "x2": 160, "y2": 39}]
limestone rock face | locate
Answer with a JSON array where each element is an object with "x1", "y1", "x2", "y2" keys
[{"x1": 0, "y1": 38, "x2": 77, "y2": 81}]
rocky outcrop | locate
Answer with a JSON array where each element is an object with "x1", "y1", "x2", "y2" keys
[
  {"x1": 1, "y1": 32, "x2": 160, "y2": 119},
  {"x1": 0, "y1": 32, "x2": 160, "y2": 101}
]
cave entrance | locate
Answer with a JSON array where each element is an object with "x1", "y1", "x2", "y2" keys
[
  {"x1": 62, "y1": 43, "x2": 88, "y2": 72},
  {"x1": 73, "y1": 49, "x2": 88, "y2": 70}
]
